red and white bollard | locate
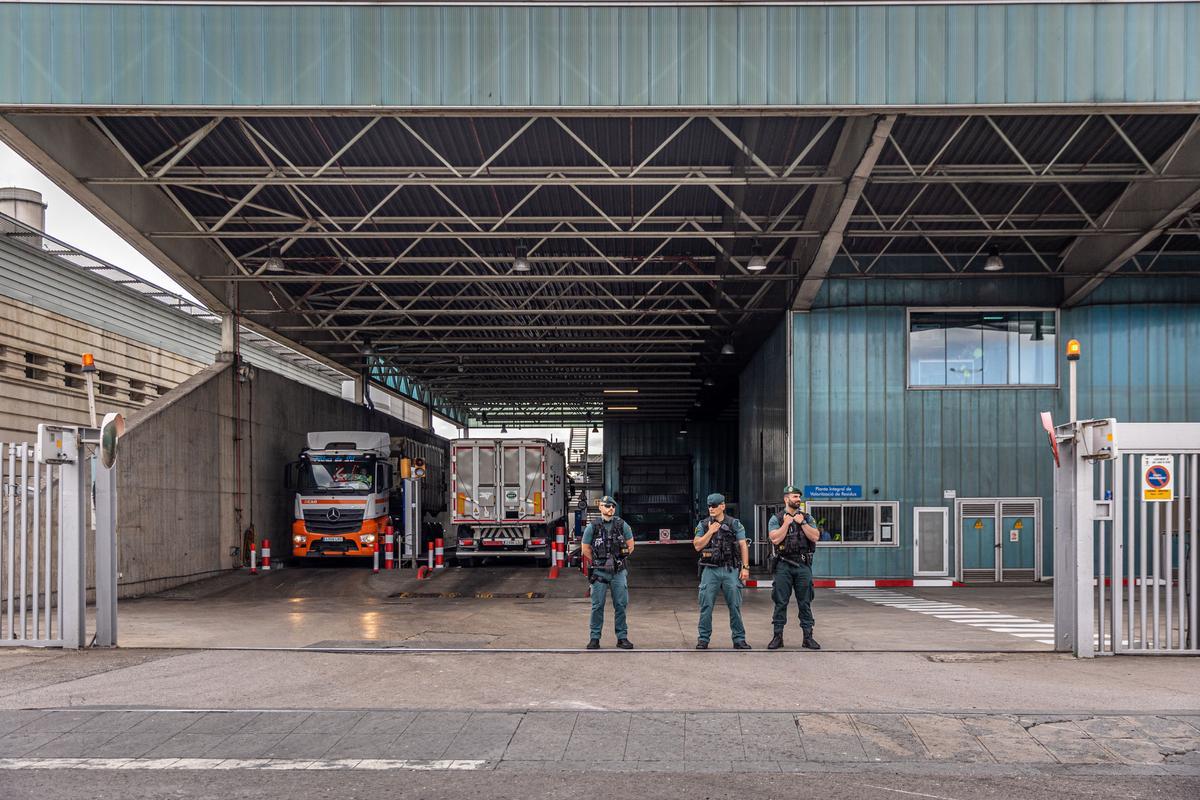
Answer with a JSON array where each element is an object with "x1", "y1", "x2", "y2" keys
[
  {"x1": 427, "y1": 541, "x2": 434, "y2": 570},
  {"x1": 249, "y1": 542, "x2": 258, "y2": 575},
  {"x1": 384, "y1": 525, "x2": 398, "y2": 568},
  {"x1": 261, "y1": 539, "x2": 271, "y2": 572},
  {"x1": 435, "y1": 537, "x2": 444, "y2": 570},
  {"x1": 372, "y1": 540, "x2": 380, "y2": 574},
  {"x1": 555, "y1": 526, "x2": 566, "y2": 567}
]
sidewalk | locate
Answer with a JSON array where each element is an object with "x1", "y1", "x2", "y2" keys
[{"x1": 1, "y1": 708, "x2": 1198, "y2": 776}]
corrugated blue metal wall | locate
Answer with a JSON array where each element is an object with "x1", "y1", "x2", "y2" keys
[
  {"x1": 738, "y1": 316, "x2": 789, "y2": 521},
  {"x1": 785, "y1": 277, "x2": 1200, "y2": 578},
  {"x1": 3, "y1": 3, "x2": 1199, "y2": 108},
  {"x1": 604, "y1": 419, "x2": 739, "y2": 521}
]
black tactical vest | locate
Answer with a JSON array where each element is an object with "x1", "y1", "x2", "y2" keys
[
  {"x1": 699, "y1": 516, "x2": 740, "y2": 568},
  {"x1": 775, "y1": 509, "x2": 817, "y2": 562},
  {"x1": 591, "y1": 516, "x2": 628, "y2": 570}
]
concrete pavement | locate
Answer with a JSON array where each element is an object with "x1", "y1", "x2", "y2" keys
[{"x1": 0, "y1": 708, "x2": 1197, "y2": 774}]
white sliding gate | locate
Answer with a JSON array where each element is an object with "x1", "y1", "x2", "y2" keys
[
  {"x1": 0, "y1": 426, "x2": 118, "y2": 649},
  {"x1": 1054, "y1": 420, "x2": 1198, "y2": 657}
]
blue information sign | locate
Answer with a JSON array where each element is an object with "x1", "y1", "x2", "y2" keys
[{"x1": 803, "y1": 484, "x2": 863, "y2": 500}]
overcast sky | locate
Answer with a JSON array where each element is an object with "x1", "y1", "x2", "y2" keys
[{"x1": 1, "y1": 142, "x2": 194, "y2": 299}]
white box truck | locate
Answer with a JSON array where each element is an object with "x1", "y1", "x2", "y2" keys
[{"x1": 450, "y1": 438, "x2": 566, "y2": 566}]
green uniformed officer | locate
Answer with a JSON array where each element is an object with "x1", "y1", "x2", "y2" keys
[
  {"x1": 581, "y1": 495, "x2": 635, "y2": 650},
  {"x1": 693, "y1": 493, "x2": 751, "y2": 650},
  {"x1": 767, "y1": 486, "x2": 821, "y2": 650}
]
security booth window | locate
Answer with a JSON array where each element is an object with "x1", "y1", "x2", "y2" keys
[
  {"x1": 907, "y1": 310, "x2": 1057, "y2": 388},
  {"x1": 807, "y1": 502, "x2": 900, "y2": 546}
]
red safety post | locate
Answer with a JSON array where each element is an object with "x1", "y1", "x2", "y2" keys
[
  {"x1": 427, "y1": 541, "x2": 434, "y2": 570},
  {"x1": 261, "y1": 539, "x2": 271, "y2": 572},
  {"x1": 555, "y1": 525, "x2": 566, "y2": 567},
  {"x1": 372, "y1": 540, "x2": 380, "y2": 574},
  {"x1": 249, "y1": 542, "x2": 258, "y2": 576},
  {"x1": 384, "y1": 525, "x2": 395, "y2": 570},
  {"x1": 435, "y1": 537, "x2": 444, "y2": 570}
]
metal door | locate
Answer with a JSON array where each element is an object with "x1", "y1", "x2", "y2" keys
[
  {"x1": 959, "y1": 501, "x2": 998, "y2": 582},
  {"x1": 1000, "y1": 501, "x2": 1038, "y2": 581},
  {"x1": 501, "y1": 445, "x2": 543, "y2": 521},
  {"x1": 913, "y1": 507, "x2": 949, "y2": 576}
]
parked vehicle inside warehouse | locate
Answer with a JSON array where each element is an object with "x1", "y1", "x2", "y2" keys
[{"x1": 451, "y1": 438, "x2": 566, "y2": 567}]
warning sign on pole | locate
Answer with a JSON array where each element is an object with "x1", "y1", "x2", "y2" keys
[{"x1": 1141, "y1": 455, "x2": 1174, "y2": 503}]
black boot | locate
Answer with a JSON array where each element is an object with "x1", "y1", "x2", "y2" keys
[
  {"x1": 802, "y1": 630, "x2": 821, "y2": 650},
  {"x1": 586, "y1": 638, "x2": 600, "y2": 650},
  {"x1": 695, "y1": 640, "x2": 708, "y2": 649},
  {"x1": 733, "y1": 640, "x2": 752, "y2": 650},
  {"x1": 616, "y1": 638, "x2": 634, "y2": 650},
  {"x1": 767, "y1": 633, "x2": 784, "y2": 650}
]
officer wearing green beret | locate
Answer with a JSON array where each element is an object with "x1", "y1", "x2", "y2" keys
[
  {"x1": 581, "y1": 495, "x2": 635, "y2": 650},
  {"x1": 693, "y1": 493, "x2": 751, "y2": 650},
  {"x1": 766, "y1": 486, "x2": 821, "y2": 650}
]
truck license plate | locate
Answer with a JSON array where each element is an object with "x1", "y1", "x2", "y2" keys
[{"x1": 323, "y1": 536, "x2": 344, "y2": 543}]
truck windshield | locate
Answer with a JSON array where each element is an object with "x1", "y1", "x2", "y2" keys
[{"x1": 300, "y1": 457, "x2": 374, "y2": 493}]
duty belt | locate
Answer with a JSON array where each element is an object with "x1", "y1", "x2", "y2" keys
[{"x1": 779, "y1": 552, "x2": 814, "y2": 567}]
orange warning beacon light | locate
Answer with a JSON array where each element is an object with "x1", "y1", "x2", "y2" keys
[
  {"x1": 1066, "y1": 339, "x2": 1081, "y2": 361},
  {"x1": 81, "y1": 353, "x2": 97, "y2": 373}
]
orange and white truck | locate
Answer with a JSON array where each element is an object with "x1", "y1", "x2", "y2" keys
[{"x1": 288, "y1": 431, "x2": 395, "y2": 558}]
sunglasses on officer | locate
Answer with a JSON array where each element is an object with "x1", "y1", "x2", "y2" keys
[
  {"x1": 707, "y1": 502, "x2": 723, "y2": 509},
  {"x1": 600, "y1": 502, "x2": 615, "y2": 509}
]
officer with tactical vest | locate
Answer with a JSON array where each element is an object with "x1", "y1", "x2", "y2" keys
[
  {"x1": 767, "y1": 486, "x2": 821, "y2": 650},
  {"x1": 693, "y1": 493, "x2": 751, "y2": 650},
  {"x1": 581, "y1": 495, "x2": 635, "y2": 650}
]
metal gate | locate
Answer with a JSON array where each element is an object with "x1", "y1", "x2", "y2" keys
[
  {"x1": 1093, "y1": 446, "x2": 1197, "y2": 655},
  {"x1": 0, "y1": 427, "x2": 118, "y2": 649},
  {"x1": 1054, "y1": 420, "x2": 1198, "y2": 657}
]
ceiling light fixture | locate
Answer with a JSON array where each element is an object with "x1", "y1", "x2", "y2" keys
[
  {"x1": 607, "y1": 405, "x2": 638, "y2": 411},
  {"x1": 678, "y1": 420, "x2": 688, "y2": 435},
  {"x1": 262, "y1": 243, "x2": 286, "y2": 274},
  {"x1": 603, "y1": 388, "x2": 639, "y2": 394},
  {"x1": 591, "y1": 422, "x2": 599, "y2": 433},
  {"x1": 721, "y1": 342, "x2": 735, "y2": 356},
  {"x1": 747, "y1": 241, "x2": 767, "y2": 272},
  {"x1": 512, "y1": 242, "x2": 531, "y2": 273},
  {"x1": 703, "y1": 377, "x2": 714, "y2": 388},
  {"x1": 983, "y1": 246, "x2": 1005, "y2": 272}
]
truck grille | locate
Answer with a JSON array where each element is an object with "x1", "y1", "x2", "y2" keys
[{"x1": 303, "y1": 508, "x2": 365, "y2": 534}]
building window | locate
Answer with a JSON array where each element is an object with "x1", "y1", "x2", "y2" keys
[
  {"x1": 24, "y1": 352, "x2": 49, "y2": 381},
  {"x1": 98, "y1": 371, "x2": 117, "y2": 396},
  {"x1": 63, "y1": 361, "x2": 84, "y2": 389},
  {"x1": 807, "y1": 501, "x2": 900, "y2": 547},
  {"x1": 907, "y1": 310, "x2": 1056, "y2": 388},
  {"x1": 129, "y1": 379, "x2": 147, "y2": 403}
]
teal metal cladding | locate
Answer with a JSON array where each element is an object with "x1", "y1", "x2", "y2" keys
[
  {"x1": 603, "y1": 419, "x2": 739, "y2": 521},
  {"x1": 3, "y1": 3, "x2": 1200, "y2": 108},
  {"x1": 785, "y1": 277, "x2": 1200, "y2": 578}
]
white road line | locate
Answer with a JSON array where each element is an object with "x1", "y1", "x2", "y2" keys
[
  {"x1": 837, "y1": 589, "x2": 1053, "y2": 647},
  {"x1": 0, "y1": 758, "x2": 488, "y2": 772}
]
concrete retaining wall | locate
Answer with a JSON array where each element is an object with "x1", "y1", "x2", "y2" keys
[{"x1": 115, "y1": 359, "x2": 445, "y2": 598}]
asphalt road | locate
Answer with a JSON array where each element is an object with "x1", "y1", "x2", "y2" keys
[{"x1": 1, "y1": 768, "x2": 1195, "y2": 800}]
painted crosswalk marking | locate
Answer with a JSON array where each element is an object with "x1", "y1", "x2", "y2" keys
[
  {"x1": 0, "y1": 758, "x2": 487, "y2": 772},
  {"x1": 837, "y1": 589, "x2": 1058, "y2": 645}
]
